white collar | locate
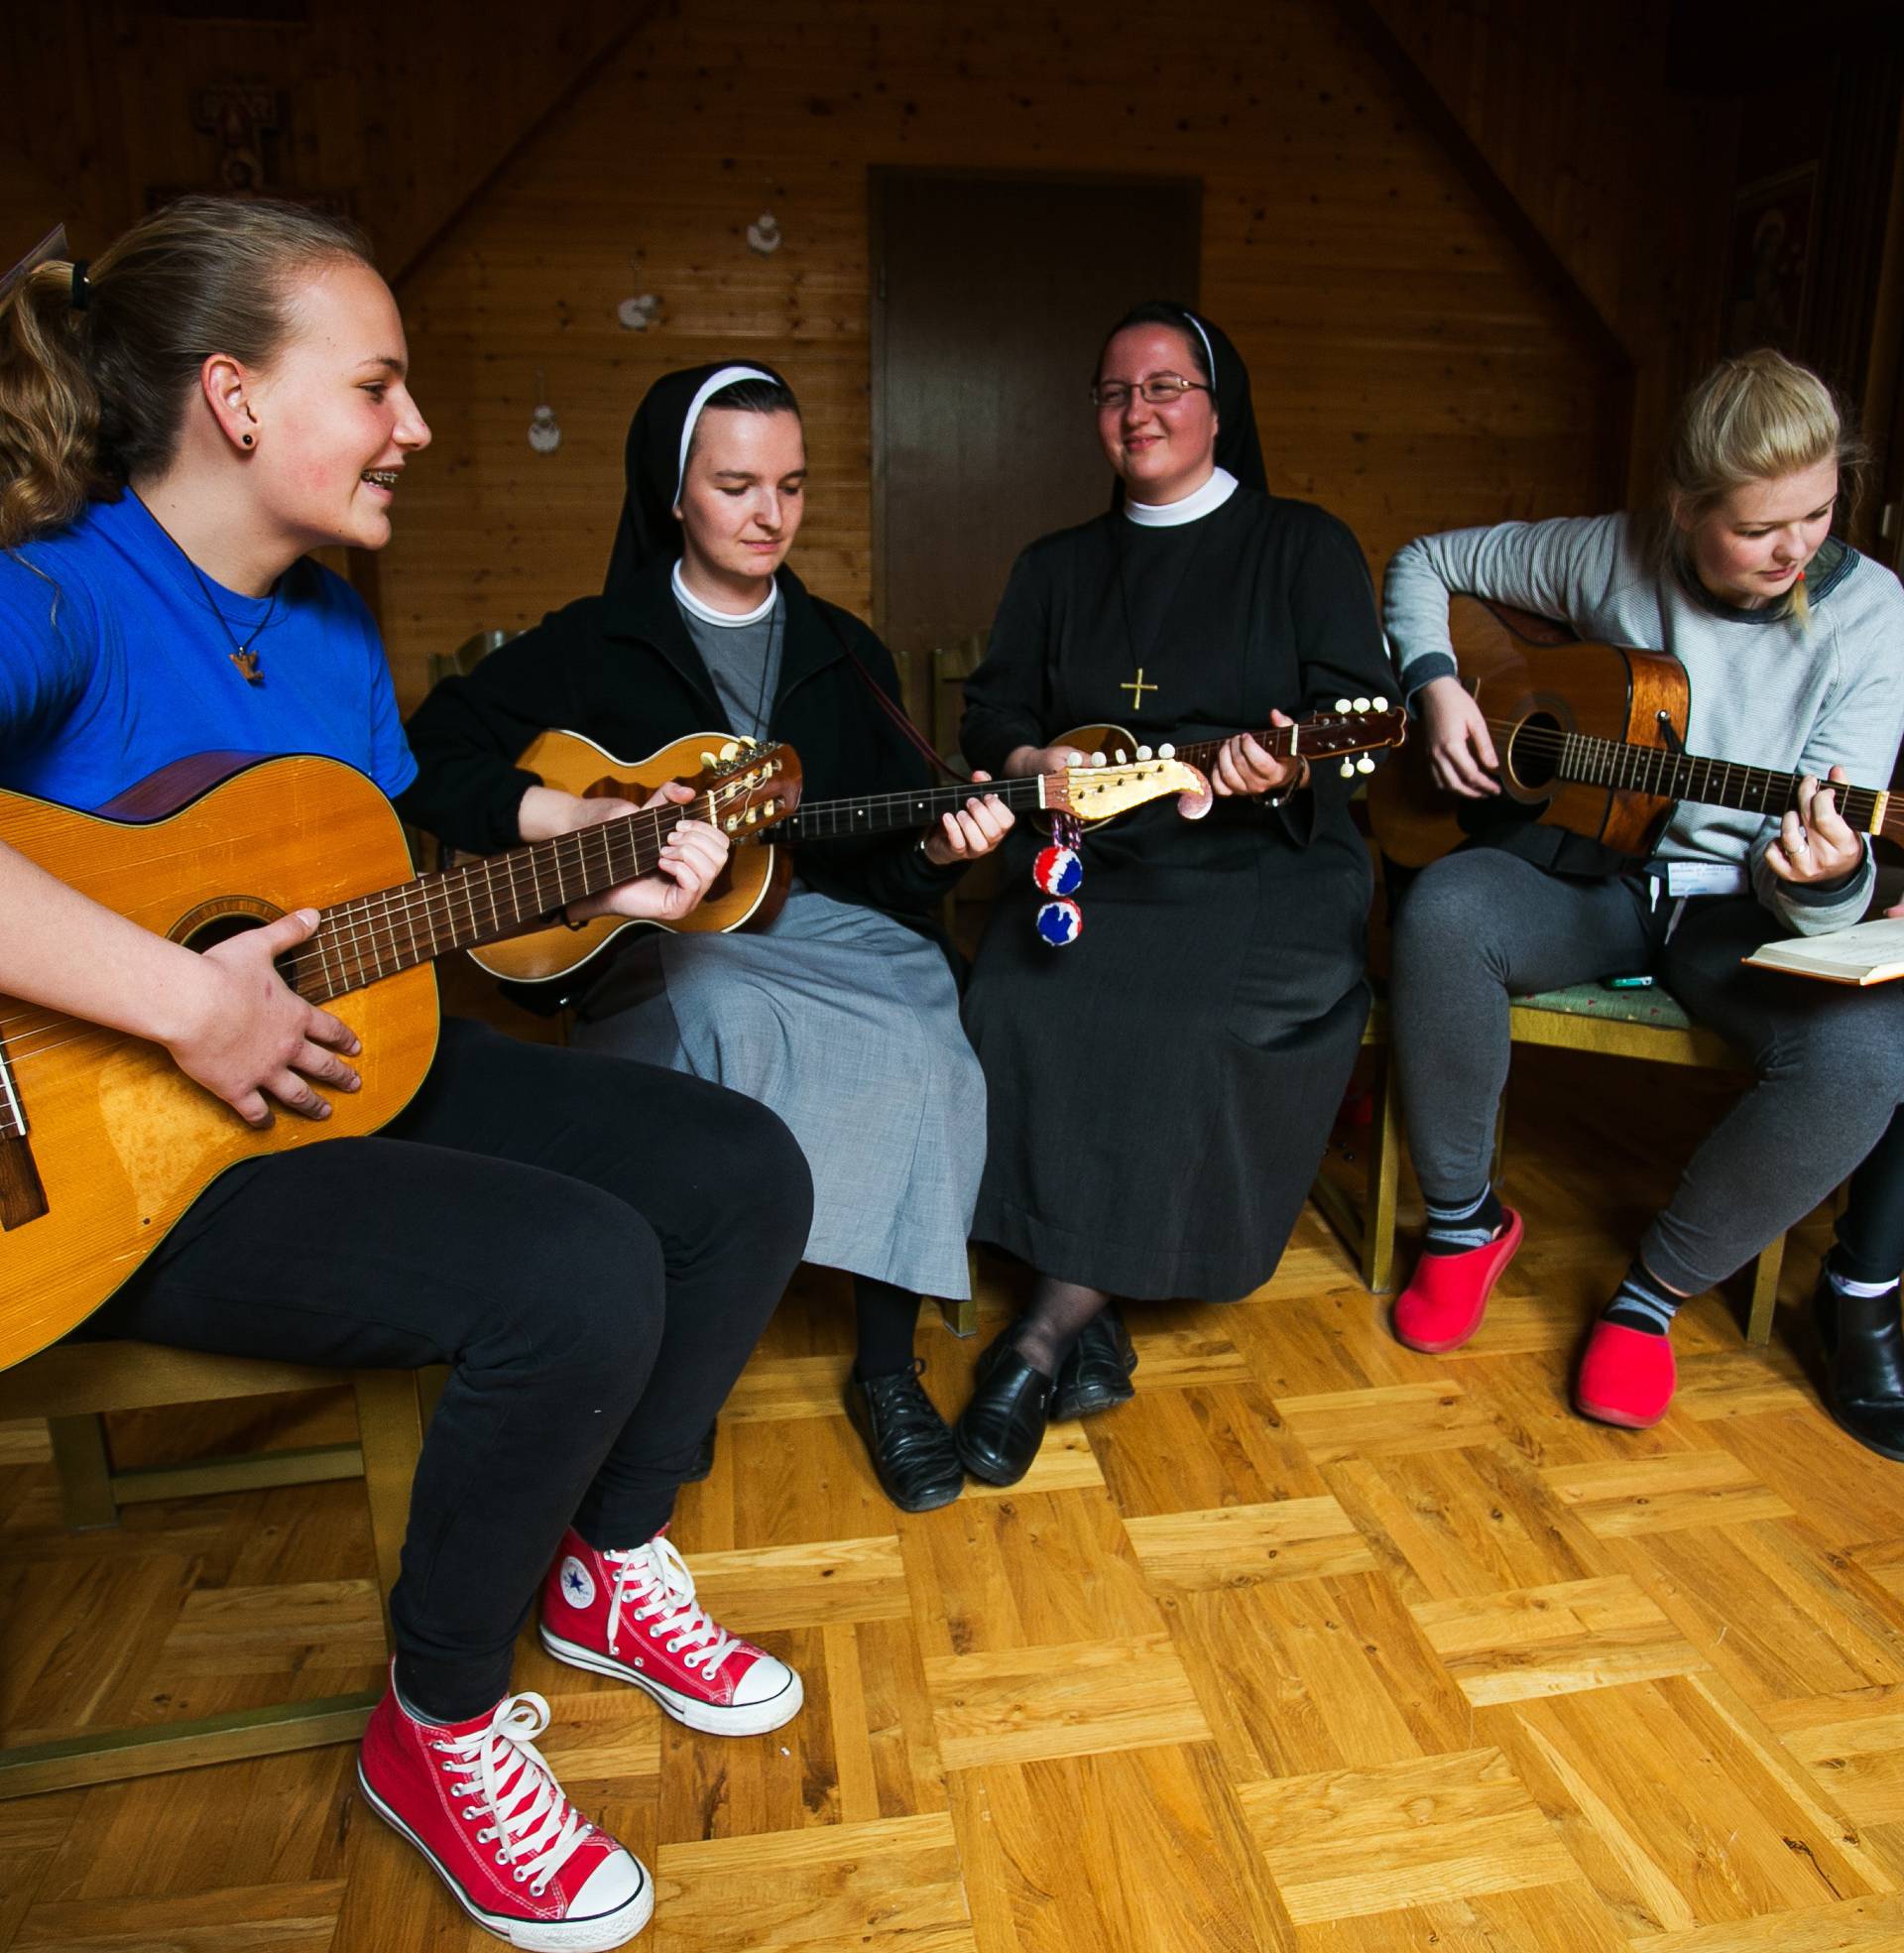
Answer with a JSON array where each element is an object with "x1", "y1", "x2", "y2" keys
[
  {"x1": 671, "y1": 558, "x2": 779, "y2": 628},
  {"x1": 1124, "y1": 466, "x2": 1240, "y2": 529}
]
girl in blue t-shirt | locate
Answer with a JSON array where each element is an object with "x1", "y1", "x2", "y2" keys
[{"x1": 0, "y1": 195, "x2": 812, "y2": 1949}]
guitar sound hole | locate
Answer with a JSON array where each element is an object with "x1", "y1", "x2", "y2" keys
[
  {"x1": 179, "y1": 914, "x2": 268, "y2": 955},
  {"x1": 1503, "y1": 712, "x2": 1563, "y2": 792}
]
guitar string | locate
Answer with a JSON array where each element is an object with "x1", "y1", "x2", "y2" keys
[{"x1": 1473, "y1": 717, "x2": 1878, "y2": 811}]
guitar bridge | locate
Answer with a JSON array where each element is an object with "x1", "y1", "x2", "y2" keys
[{"x1": 0, "y1": 1042, "x2": 48, "y2": 1230}]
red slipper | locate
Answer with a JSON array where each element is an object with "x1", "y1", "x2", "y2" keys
[
  {"x1": 1575, "y1": 1319, "x2": 1676, "y2": 1428},
  {"x1": 1392, "y1": 1209, "x2": 1525, "y2": 1354}
]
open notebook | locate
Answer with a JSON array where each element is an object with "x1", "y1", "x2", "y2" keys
[{"x1": 1746, "y1": 915, "x2": 1904, "y2": 986}]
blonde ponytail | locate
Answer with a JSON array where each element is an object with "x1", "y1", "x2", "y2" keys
[
  {"x1": 0, "y1": 259, "x2": 104, "y2": 549},
  {"x1": 0, "y1": 195, "x2": 371, "y2": 551}
]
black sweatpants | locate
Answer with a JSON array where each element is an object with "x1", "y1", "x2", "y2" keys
[{"x1": 85, "y1": 1017, "x2": 813, "y2": 1720}]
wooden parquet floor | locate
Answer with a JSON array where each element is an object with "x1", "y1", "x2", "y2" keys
[{"x1": 7, "y1": 1047, "x2": 1904, "y2": 1951}]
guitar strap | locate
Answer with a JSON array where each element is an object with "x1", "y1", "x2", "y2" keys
[{"x1": 816, "y1": 609, "x2": 968, "y2": 784}]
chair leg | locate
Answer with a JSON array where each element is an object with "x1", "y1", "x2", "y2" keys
[
  {"x1": 351, "y1": 1370, "x2": 425, "y2": 1649},
  {"x1": 1365, "y1": 1047, "x2": 1402, "y2": 1294},
  {"x1": 47, "y1": 1414, "x2": 117, "y2": 1529},
  {"x1": 1746, "y1": 1233, "x2": 1785, "y2": 1347},
  {"x1": 935, "y1": 1248, "x2": 981, "y2": 1338}
]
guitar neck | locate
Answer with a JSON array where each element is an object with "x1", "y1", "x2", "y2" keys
[
  {"x1": 779, "y1": 774, "x2": 1050, "y2": 841},
  {"x1": 1557, "y1": 733, "x2": 1894, "y2": 838},
  {"x1": 291, "y1": 795, "x2": 717, "y2": 1004},
  {"x1": 1167, "y1": 725, "x2": 1301, "y2": 771}
]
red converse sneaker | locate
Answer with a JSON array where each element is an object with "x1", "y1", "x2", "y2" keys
[
  {"x1": 540, "y1": 1526, "x2": 802, "y2": 1737},
  {"x1": 357, "y1": 1674, "x2": 652, "y2": 1950},
  {"x1": 1575, "y1": 1319, "x2": 1676, "y2": 1428},
  {"x1": 1392, "y1": 1209, "x2": 1525, "y2": 1353}
]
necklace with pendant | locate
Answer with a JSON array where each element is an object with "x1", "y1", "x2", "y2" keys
[{"x1": 137, "y1": 492, "x2": 281, "y2": 684}]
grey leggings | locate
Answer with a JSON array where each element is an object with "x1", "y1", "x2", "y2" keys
[{"x1": 1390, "y1": 849, "x2": 1904, "y2": 1293}]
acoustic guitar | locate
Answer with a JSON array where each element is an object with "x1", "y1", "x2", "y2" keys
[
  {"x1": 1367, "y1": 595, "x2": 1901, "y2": 868},
  {"x1": 472, "y1": 729, "x2": 1212, "y2": 984},
  {"x1": 0, "y1": 742, "x2": 798, "y2": 1367}
]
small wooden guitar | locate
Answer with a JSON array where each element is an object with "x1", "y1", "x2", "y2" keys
[
  {"x1": 1367, "y1": 595, "x2": 1902, "y2": 868},
  {"x1": 471, "y1": 729, "x2": 1216, "y2": 985},
  {"x1": 0, "y1": 743, "x2": 799, "y2": 1366}
]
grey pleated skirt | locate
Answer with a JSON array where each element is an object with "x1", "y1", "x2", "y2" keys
[{"x1": 570, "y1": 887, "x2": 984, "y2": 1298}]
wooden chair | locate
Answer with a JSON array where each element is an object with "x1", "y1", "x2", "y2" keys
[
  {"x1": 1311, "y1": 984, "x2": 1786, "y2": 1345},
  {"x1": 0, "y1": 1341, "x2": 433, "y2": 1800}
]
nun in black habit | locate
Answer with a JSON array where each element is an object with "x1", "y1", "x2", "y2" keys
[
  {"x1": 952, "y1": 303, "x2": 1393, "y2": 1485},
  {"x1": 401, "y1": 363, "x2": 1014, "y2": 1513}
]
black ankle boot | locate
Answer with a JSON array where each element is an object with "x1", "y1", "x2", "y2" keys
[
  {"x1": 847, "y1": 1360, "x2": 964, "y2": 1513},
  {"x1": 954, "y1": 1332, "x2": 1053, "y2": 1487},
  {"x1": 1812, "y1": 1276, "x2": 1904, "y2": 1462}
]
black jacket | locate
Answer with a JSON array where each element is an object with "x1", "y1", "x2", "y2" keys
[{"x1": 395, "y1": 557, "x2": 961, "y2": 926}]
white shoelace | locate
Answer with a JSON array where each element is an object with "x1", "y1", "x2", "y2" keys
[
  {"x1": 605, "y1": 1534, "x2": 740, "y2": 1678},
  {"x1": 434, "y1": 1692, "x2": 593, "y2": 1897}
]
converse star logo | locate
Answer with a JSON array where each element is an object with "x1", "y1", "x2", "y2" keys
[{"x1": 558, "y1": 1555, "x2": 595, "y2": 1610}]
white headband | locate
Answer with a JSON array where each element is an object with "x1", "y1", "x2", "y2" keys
[
  {"x1": 675, "y1": 363, "x2": 778, "y2": 503},
  {"x1": 1184, "y1": 313, "x2": 1215, "y2": 387}
]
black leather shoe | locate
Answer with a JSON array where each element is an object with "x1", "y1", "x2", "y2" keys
[
  {"x1": 1053, "y1": 1304, "x2": 1137, "y2": 1420},
  {"x1": 954, "y1": 1333, "x2": 1053, "y2": 1487},
  {"x1": 847, "y1": 1360, "x2": 964, "y2": 1513},
  {"x1": 1813, "y1": 1275, "x2": 1904, "y2": 1461},
  {"x1": 681, "y1": 1421, "x2": 717, "y2": 1484}
]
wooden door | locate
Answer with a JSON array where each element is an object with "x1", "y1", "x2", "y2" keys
[{"x1": 871, "y1": 171, "x2": 1200, "y2": 729}]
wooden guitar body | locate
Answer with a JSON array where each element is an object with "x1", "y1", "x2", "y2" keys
[
  {"x1": 471, "y1": 729, "x2": 788, "y2": 986},
  {"x1": 1368, "y1": 598, "x2": 1690, "y2": 869},
  {"x1": 0, "y1": 756, "x2": 437, "y2": 1367}
]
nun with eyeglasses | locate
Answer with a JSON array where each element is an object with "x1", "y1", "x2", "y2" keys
[{"x1": 954, "y1": 303, "x2": 1394, "y2": 1485}]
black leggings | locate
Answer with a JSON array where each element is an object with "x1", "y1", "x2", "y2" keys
[{"x1": 85, "y1": 1018, "x2": 812, "y2": 1720}]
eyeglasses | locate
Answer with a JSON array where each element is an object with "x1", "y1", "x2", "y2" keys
[{"x1": 1090, "y1": 374, "x2": 1212, "y2": 410}]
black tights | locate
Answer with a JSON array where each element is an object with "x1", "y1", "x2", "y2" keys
[
  {"x1": 1834, "y1": 1108, "x2": 1904, "y2": 1285},
  {"x1": 1010, "y1": 1277, "x2": 1109, "y2": 1377}
]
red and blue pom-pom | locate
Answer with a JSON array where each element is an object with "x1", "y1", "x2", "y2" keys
[
  {"x1": 1031, "y1": 844, "x2": 1083, "y2": 897},
  {"x1": 1035, "y1": 897, "x2": 1083, "y2": 947}
]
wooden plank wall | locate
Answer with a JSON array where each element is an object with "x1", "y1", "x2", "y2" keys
[
  {"x1": 1361, "y1": 0, "x2": 1738, "y2": 506},
  {"x1": 378, "y1": 0, "x2": 1701, "y2": 703},
  {"x1": 2, "y1": 2, "x2": 1739, "y2": 706}
]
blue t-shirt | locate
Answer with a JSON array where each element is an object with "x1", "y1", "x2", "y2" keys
[{"x1": 0, "y1": 490, "x2": 416, "y2": 812}]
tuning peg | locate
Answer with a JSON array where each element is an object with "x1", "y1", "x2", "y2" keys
[
  {"x1": 718, "y1": 740, "x2": 740, "y2": 761},
  {"x1": 1340, "y1": 760, "x2": 1356, "y2": 778},
  {"x1": 1136, "y1": 744, "x2": 1153, "y2": 760},
  {"x1": 1158, "y1": 743, "x2": 1175, "y2": 759},
  {"x1": 1373, "y1": 696, "x2": 1389, "y2": 710},
  {"x1": 1114, "y1": 748, "x2": 1130, "y2": 764},
  {"x1": 724, "y1": 814, "x2": 740, "y2": 831},
  {"x1": 744, "y1": 807, "x2": 758, "y2": 824},
  {"x1": 1335, "y1": 698, "x2": 1351, "y2": 712},
  {"x1": 1357, "y1": 755, "x2": 1374, "y2": 774},
  {"x1": 700, "y1": 751, "x2": 717, "y2": 769},
  {"x1": 1353, "y1": 696, "x2": 1370, "y2": 711},
  {"x1": 738, "y1": 736, "x2": 757, "y2": 749}
]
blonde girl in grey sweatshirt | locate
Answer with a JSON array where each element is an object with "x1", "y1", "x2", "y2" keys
[{"x1": 1381, "y1": 350, "x2": 1904, "y2": 1433}]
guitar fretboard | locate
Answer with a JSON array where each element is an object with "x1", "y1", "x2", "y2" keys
[
  {"x1": 1552, "y1": 730, "x2": 1892, "y2": 834},
  {"x1": 780, "y1": 776, "x2": 1048, "y2": 841},
  {"x1": 290, "y1": 783, "x2": 753, "y2": 1004}
]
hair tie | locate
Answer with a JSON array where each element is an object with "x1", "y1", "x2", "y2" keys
[{"x1": 68, "y1": 260, "x2": 90, "y2": 312}]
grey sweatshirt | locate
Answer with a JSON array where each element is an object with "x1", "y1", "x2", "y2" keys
[{"x1": 1383, "y1": 513, "x2": 1904, "y2": 936}]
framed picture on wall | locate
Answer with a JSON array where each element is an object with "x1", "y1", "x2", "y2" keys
[{"x1": 1724, "y1": 165, "x2": 1817, "y2": 354}]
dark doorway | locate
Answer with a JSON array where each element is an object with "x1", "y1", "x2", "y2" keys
[{"x1": 871, "y1": 170, "x2": 1201, "y2": 727}]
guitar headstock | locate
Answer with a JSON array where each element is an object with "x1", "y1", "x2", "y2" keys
[
  {"x1": 1049, "y1": 756, "x2": 1212, "y2": 824},
  {"x1": 1309, "y1": 699, "x2": 1408, "y2": 779},
  {"x1": 696, "y1": 739, "x2": 804, "y2": 836}
]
